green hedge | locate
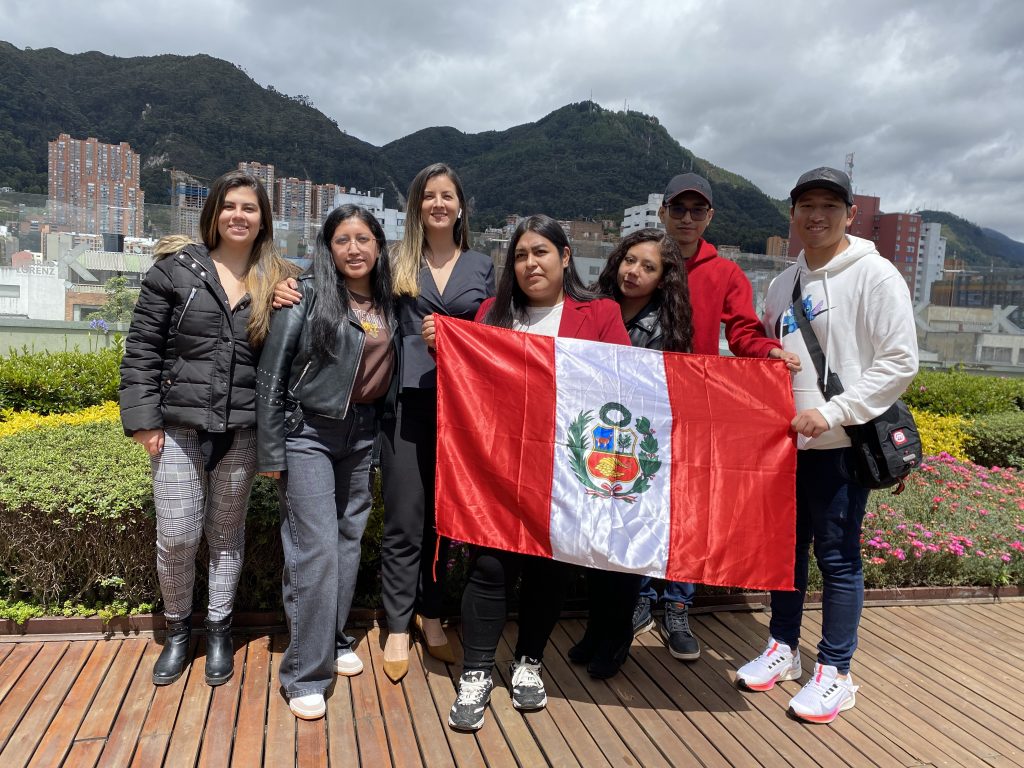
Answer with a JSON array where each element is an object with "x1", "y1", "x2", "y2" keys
[
  {"x1": 0, "y1": 347, "x2": 122, "y2": 415},
  {"x1": 903, "y1": 368, "x2": 1024, "y2": 417},
  {"x1": 962, "y1": 412, "x2": 1024, "y2": 469}
]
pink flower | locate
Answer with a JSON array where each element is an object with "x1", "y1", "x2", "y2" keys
[
  {"x1": 869, "y1": 557, "x2": 886, "y2": 565},
  {"x1": 1001, "y1": 554, "x2": 1012, "y2": 563},
  {"x1": 893, "y1": 548, "x2": 907, "y2": 561}
]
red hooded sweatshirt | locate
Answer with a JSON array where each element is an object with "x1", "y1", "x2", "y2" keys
[{"x1": 686, "y1": 239, "x2": 780, "y2": 358}]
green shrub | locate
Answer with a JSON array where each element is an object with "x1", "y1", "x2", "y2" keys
[
  {"x1": 0, "y1": 347, "x2": 122, "y2": 415},
  {"x1": 903, "y1": 368, "x2": 1024, "y2": 417},
  {"x1": 962, "y1": 412, "x2": 1024, "y2": 469}
]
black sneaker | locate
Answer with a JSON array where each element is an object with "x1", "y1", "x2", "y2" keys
[
  {"x1": 632, "y1": 595, "x2": 654, "y2": 637},
  {"x1": 660, "y1": 602, "x2": 700, "y2": 660},
  {"x1": 448, "y1": 670, "x2": 494, "y2": 731},
  {"x1": 509, "y1": 656, "x2": 547, "y2": 710}
]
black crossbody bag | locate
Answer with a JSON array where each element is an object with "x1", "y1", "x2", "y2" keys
[{"x1": 790, "y1": 279, "x2": 920, "y2": 493}]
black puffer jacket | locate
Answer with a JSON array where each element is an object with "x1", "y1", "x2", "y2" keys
[
  {"x1": 119, "y1": 243, "x2": 257, "y2": 434},
  {"x1": 625, "y1": 301, "x2": 664, "y2": 351}
]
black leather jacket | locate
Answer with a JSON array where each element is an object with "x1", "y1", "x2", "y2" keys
[
  {"x1": 256, "y1": 273, "x2": 397, "y2": 472},
  {"x1": 119, "y1": 243, "x2": 256, "y2": 435},
  {"x1": 625, "y1": 301, "x2": 664, "y2": 351}
]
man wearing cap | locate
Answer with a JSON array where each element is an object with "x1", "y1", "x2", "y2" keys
[
  {"x1": 734, "y1": 167, "x2": 917, "y2": 723},
  {"x1": 632, "y1": 172, "x2": 798, "y2": 661}
]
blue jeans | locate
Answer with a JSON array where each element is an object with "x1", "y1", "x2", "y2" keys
[
  {"x1": 278, "y1": 407, "x2": 376, "y2": 697},
  {"x1": 638, "y1": 579, "x2": 696, "y2": 606},
  {"x1": 769, "y1": 448, "x2": 869, "y2": 674}
]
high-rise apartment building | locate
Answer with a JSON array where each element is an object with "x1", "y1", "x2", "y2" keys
[
  {"x1": 237, "y1": 161, "x2": 276, "y2": 209},
  {"x1": 765, "y1": 235, "x2": 790, "y2": 258},
  {"x1": 47, "y1": 134, "x2": 145, "y2": 236},
  {"x1": 170, "y1": 170, "x2": 209, "y2": 240},
  {"x1": 275, "y1": 177, "x2": 313, "y2": 234},
  {"x1": 312, "y1": 183, "x2": 345, "y2": 223}
]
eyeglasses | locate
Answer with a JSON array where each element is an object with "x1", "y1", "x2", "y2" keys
[{"x1": 666, "y1": 204, "x2": 710, "y2": 221}]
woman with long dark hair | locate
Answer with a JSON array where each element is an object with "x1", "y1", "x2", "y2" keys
[
  {"x1": 120, "y1": 170, "x2": 295, "y2": 688},
  {"x1": 439, "y1": 215, "x2": 631, "y2": 732},
  {"x1": 256, "y1": 204, "x2": 397, "y2": 719},
  {"x1": 272, "y1": 164, "x2": 494, "y2": 682}
]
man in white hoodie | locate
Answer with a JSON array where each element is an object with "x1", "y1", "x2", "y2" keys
[{"x1": 735, "y1": 167, "x2": 918, "y2": 724}]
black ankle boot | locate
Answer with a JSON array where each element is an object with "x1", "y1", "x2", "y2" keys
[
  {"x1": 153, "y1": 616, "x2": 192, "y2": 685},
  {"x1": 204, "y1": 614, "x2": 234, "y2": 686}
]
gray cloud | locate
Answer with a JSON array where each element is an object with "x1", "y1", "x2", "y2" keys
[{"x1": 3, "y1": 0, "x2": 1022, "y2": 239}]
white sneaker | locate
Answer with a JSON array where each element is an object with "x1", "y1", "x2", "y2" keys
[
  {"x1": 788, "y1": 663, "x2": 858, "y2": 724},
  {"x1": 289, "y1": 693, "x2": 326, "y2": 720},
  {"x1": 509, "y1": 656, "x2": 547, "y2": 710},
  {"x1": 335, "y1": 649, "x2": 363, "y2": 676},
  {"x1": 736, "y1": 638, "x2": 802, "y2": 691}
]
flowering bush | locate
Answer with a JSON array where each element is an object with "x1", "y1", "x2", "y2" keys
[
  {"x1": 0, "y1": 401, "x2": 121, "y2": 438},
  {"x1": 911, "y1": 407, "x2": 968, "y2": 461},
  {"x1": 859, "y1": 453, "x2": 1024, "y2": 588}
]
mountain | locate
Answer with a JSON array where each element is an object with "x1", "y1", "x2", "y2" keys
[
  {"x1": 0, "y1": 41, "x2": 388, "y2": 203},
  {"x1": 919, "y1": 210, "x2": 1024, "y2": 269}
]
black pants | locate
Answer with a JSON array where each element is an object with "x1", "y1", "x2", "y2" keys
[
  {"x1": 460, "y1": 547, "x2": 570, "y2": 673},
  {"x1": 380, "y1": 389, "x2": 450, "y2": 632},
  {"x1": 580, "y1": 569, "x2": 644, "y2": 661}
]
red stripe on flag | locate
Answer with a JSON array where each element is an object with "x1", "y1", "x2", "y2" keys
[
  {"x1": 435, "y1": 316, "x2": 557, "y2": 558},
  {"x1": 664, "y1": 353, "x2": 796, "y2": 591}
]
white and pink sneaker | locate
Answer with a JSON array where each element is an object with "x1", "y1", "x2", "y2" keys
[
  {"x1": 736, "y1": 638, "x2": 802, "y2": 691},
  {"x1": 787, "y1": 663, "x2": 858, "y2": 723}
]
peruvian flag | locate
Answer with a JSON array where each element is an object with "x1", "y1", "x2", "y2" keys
[{"x1": 435, "y1": 316, "x2": 797, "y2": 591}]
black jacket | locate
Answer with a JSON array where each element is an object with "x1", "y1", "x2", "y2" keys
[
  {"x1": 625, "y1": 301, "x2": 664, "y2": 351},
  {"x1": 119, "y1": 244, "x2": 257, "y2": 434},
  {"x1": 255, "y1": 274, "x2": 398, "y2": 472}
]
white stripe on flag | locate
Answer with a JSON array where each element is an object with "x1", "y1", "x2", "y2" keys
[{"x1": 550, "y1": 338, "x2": 673, "y2": 576}]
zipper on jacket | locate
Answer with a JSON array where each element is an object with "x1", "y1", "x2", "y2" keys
[
  {"x1": 176, "y1": 287, "x2": 198, "y2": 330},
  {"x1": 293, "y1": 360, "x2": 312, "y2": 391}
]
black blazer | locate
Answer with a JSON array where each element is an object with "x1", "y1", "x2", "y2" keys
[{"x1": 396, "y1": 249, "x2": 495, "y2": 390}]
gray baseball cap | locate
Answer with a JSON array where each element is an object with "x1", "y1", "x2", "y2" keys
[
  {"x1": 662, "y1": 173, "x2": 713, "y2": 207},
  {"x1": 790, "y1": 167, "x2": 854, "y2": 206}
]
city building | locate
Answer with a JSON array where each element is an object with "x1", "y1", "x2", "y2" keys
[
  {"x1": 916, "y1": 222, "x2": 947, "y2": 307},
  {"x1": 765, "y1": 235, "x2": 790, "y2": 258},
  {"x1": 170, "y1": 170, "x2": 209, "y2": 240},
  {"x1": 47, "y1": 134, "x2": 145, "y2": 236},
  {"x1": 274, "y1": 177, "x2": 313, "y2": 236},
  {"x1": 237, "y1": 161, "x2": 276, "y2": 208},
  {"x1": 620, "y1": 194, "x2": 665, "y2": 236},
  {"x1": 312, "y1": 183, "x2": 345, "y2": 223}
]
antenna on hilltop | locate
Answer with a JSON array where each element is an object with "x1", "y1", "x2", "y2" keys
[{"x1": 845, "y1": 152, "x2": 855, "y2": 183}]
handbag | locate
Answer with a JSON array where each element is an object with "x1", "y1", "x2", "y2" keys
[{"x1": 789, "y1": 279, "x2": 920, "y2": 493}]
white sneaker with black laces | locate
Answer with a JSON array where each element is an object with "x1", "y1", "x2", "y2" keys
[
  {"x1": 787, "y1": 663, "x2": 858, "y2": 724},
  {"x1": 448, "y1": 670, "x2": 494, "y2": 731},
  {"x1": 509, "y1": 656, "x2": 547, "y2": 710},
  {"x1": 736, "y1": 638, "x2": 802, "y2": 691}
]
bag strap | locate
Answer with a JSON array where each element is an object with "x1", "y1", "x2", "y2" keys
[{"x1": 790, "y1": 277, "x2": 843, "y2": 400}]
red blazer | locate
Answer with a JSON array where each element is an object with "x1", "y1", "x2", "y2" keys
[{"x1": 475, "y1": 296, "x2": 631, "y2": 346}]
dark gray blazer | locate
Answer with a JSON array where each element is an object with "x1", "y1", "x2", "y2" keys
[{"x1": 397, "y1": 249, "x2": 495, "y2": 390}]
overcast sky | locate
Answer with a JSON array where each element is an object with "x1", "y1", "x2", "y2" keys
[{"x1": 3, "y1": 0, "x2": 1023, "y2": 240}]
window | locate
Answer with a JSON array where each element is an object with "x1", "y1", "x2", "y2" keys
[
  {"x1": 980, "y1": 346, "x2": 1012, "y2": 363},
  {"x1": 0, "y1": 284, "x2": 20, "y2": 299}
]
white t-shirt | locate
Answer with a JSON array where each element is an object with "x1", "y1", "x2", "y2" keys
[{"x1": 512, "y1": 302, "x2": 564, "y2": 337}]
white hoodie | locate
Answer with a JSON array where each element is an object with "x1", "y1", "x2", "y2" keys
[{"x1": 762, "y1": 235, "x2": 919, "y2": 451}]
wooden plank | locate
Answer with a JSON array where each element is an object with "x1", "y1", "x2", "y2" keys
[
  {"x1": 94, "y1": 640, "x2": 162, "y2": 768},
  {"x1": 402, "y1": 640, "x2": 456, "y2": 768},
  {"x1": 353, "y1": 625, "x2": 401, "y2": 767},
  {"x1": 29, "y1": 639, "x2": 120, "y2": 768},
  {"x1": 906, "y1": 605, "x2": 1024, "y2": 674},
  {"x1": 196, "y1": 638, "x2": 247, "y2": 768},
  {"x1": 326, "y1": 673, "x2": 358, "y2": 768},
  {"x1": 128, "y1": 637, "x2": 196, "y2": 768},
  {"x1": 939, "y1": 604, "x2": 1024, "y2": 664},
  {"x1": 232, "y1": 634, "x2": 272, "y2": 767},
  {"x1": 414, "y1": 629, "x2": 488, "y2": 768},
  {"x1": 62, "y1": 739, "x2": 105, "y2": 768},
  {"x1": 856, "y1": 609, "x2": 1024, "y2": 747},
  {"x1": 963, "y1": 603, "x2": 1024, "y2": 644},
  {"x1": 0, "y1": 644, "x2": 43, "y2": 707},
  {"x1": 158, "y1": 639, "x2": 212, "y2": 768},
  {"x1": 296, "y1": 717, "x2": 328, "y2": 768},
  {"x1": 440, "y1": 628, "x2": 517, "y2": 768},
  {"x1": 3, "y1": 640, "x2": 93, "y2": 767},
  {"x1": 75, "y1": 638, "x2": 148, "y2": 741},
  {"x1": 0, "y1": 643, "x2": 14, "y2": 668},
  {"x1": 264, "y1": 633, "x2": 295, "y2": 768},
  {"x1": 0, "y1": 642, "x2": 68, "y2": 752},
  {"x1": 710, "y1": 610, "x2": 916, "y2": 768}
]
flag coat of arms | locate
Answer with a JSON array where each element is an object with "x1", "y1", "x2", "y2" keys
[{"x1": 435, "y1": 316, "x2": 797, "y2": 591}]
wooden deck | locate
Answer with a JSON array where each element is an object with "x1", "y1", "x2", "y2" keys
[{"x1": 1, "y1": 601, "x2": 1023, "y2": 767}]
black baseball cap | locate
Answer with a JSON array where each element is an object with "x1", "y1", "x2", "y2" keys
[
  {"x1": 662, "y1": 173, "x2": 713, "y2": 207},
  {"x1": 790, "y1": 167, "x2": 854, "y2": 206}
]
